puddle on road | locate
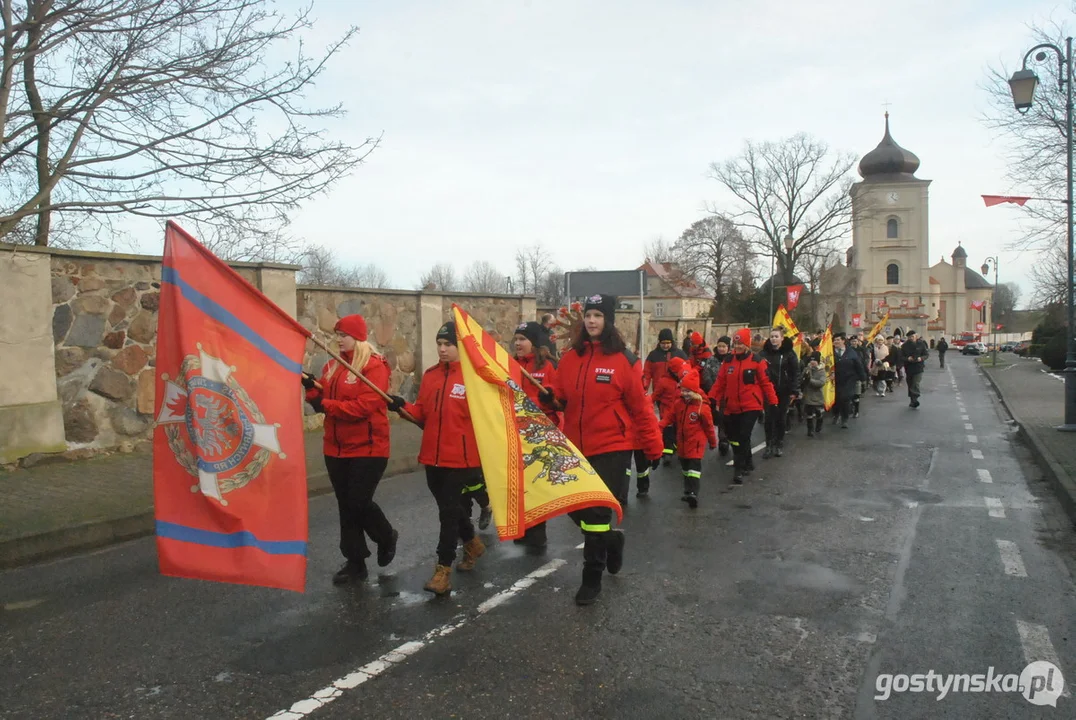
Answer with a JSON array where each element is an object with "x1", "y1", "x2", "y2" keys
[{"x1": 2, "y1": 599, "x2": 45, "y2": 611}]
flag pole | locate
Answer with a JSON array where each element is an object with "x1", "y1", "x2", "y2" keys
[{"x1": 309, "y1": 335, "x2": 419, "y2": 425}]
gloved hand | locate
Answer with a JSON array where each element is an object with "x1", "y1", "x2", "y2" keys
[
  {"x1": 301, "y1": 372, "x2": 317, "y2": 390},
  {"x1": 537, "y1": 386, "x2": 555, "y2": 404},
  {"x1": 386, "y1": 395, "x2": 406, "y2": 412}
]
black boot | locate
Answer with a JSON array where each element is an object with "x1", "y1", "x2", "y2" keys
[
  {"x1": 762, "y1": 442, "x2": 773, "y2": 459},
  {"x1": 807, "y1": 423, "x2": 814, "y2": 437},
  {"x1": 636, "y1": 474, "x2": 650, "y2": 498},
  {"x1": 815, "y1": 416, "x2": 824, "y2": 434},
  {"x1": 575, "y1": 568, "x2": 603, "y2": 606},
  {"x1": 684, "y1": 492, "x2": 698, "y2": 509},
  {"x1": 332, "y1": 560, "x2": 368, "y2": 585},
  {"x1": 718, "y1": 441, "x2": 730, "y2": 457},
  {"x1": 377, "y1": 529, "x2": 399, "y2": 567},
  {"x1": 605, "y1": 530, "x2": 625, "y2": 575},
  {"x1": 731, "y1": 470, "x2": 745, "y2": 486},
  {"x1": 774, "y1": 442, "x2": 783, "y2": 457}
]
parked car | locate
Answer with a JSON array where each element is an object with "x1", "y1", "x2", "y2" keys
[
  {"x1": 1000, "y1": 342, "x2": 1016, "y2": 352},
  {"x1": 1013, "y1": 341, "x2": 1032, "y2": 357},
  {"x1": 961, "y1": 342, "x2": 986, "y2": 356}
]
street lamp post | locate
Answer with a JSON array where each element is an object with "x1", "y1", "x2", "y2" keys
[
  {"x1": 982, "y1": 256, "x2": 999, "y2": 366},
  {"x1": 1009, "y1": 38, "x2": 1076, "y2": 430},
  {"x1": 768, "y1": 228, "x2": 796, "y2": 322}
]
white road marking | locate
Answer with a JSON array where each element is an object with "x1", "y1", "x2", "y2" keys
[
  {"x1": 726, "y1": 442, "x2": 767, "y2": 466},
  {"x1": 1016, "y1": 620, "x2": 1071, "y2": 697},
  {"x1": 961, "y1": 414, "x2": 970, "y2": 420},
  {"x1": 964, "y1": 423, "x2": 974, "y2": 430},
  {"x1": 267, "y1": 558, "x2": 568, "y2": 719},
  {"x1": 976, "y1": 468, "x2": 993, "y2": 483},
  {"x1": 971, "y1": 449, "x2": 984, "y2": 460},
  {"x1": 1040, "y1": 370, "x2": 1065, "y2": 383},
  {"x1": 995, "y1": 540, "x2": 1027, "y2": 577},
  {"x1": 968, "y1": 435, "x2": 978, "y2": 443},
  {"x1": 575, "y1": 542, "x2": 585, "y2": 549},
  {"x1": 984, "y1": 497, "x2": 1006, "y2": 518}
]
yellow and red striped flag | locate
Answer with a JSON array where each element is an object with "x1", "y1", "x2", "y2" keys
[
  {"x1": 866, "y1": 310, "x2": 890, "y2": 343},
  {"x1": 452, "y1": 305, "x2": 621, "y2": 540},
  {"x1": 772, "y1": 304, "x2": 803, "y2": 357}
]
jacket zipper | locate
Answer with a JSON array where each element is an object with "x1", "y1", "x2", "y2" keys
[
  {"x1": 434, "y1": 365, "x2": 450, "y2": 466},
  {"x1": 329, "y1": 365, "x2": 342, "y2": 454},
  {"x1": 462, "y1": 435, "x2": 469, "y2": 466},
  {"x1": 577, "y1": 344, "x2": 594, "y2": 455}
]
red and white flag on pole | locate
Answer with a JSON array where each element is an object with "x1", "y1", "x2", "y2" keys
[
  {"x1": 786, "y1": 284, "x2": 804, "y2": 311},
  {"x1": 982, "y1": 195, "x2": 1030, "y2": 207}
]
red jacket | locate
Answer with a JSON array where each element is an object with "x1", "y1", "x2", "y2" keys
[
  {"x1": 518, "y1": 354, "x2": 561, "y2": 425},
  {"x1": 306, "y1": 352, "x2": 392, "y2": 458},
  {"x1": 403, "y1": 361, "x2": 480, "y2": 469},
  {"x1": 708, "y1": 351, "x2": 778, "y2": 415},
  {"x1": 643, "y1": 346, "x2": 689, "y2": 412},
  {"x1": 659, "y1": 395, "x2": 717, "y2": 460},
  {"x1": 546, "y1": 342, "x2": 663, "y2": 460}
]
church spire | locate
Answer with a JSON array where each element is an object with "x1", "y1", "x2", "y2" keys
[{"x1": 858, "y1": 113, "x2": 921, "y2": 179}]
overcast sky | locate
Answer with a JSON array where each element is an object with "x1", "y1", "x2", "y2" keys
[{"x1": 218, "y1": 0, "x2": 1070, "y2": 304}]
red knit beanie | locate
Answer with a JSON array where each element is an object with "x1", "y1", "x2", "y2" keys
[
  {"x1": 668, "y1": 356, "x2": 688, "y2": 379},
  {"x1": 734, "y1": 328, "x2": 752, "y2": 346},
  {"x1": 690, "y1": 331, "x2": 703, "y2": 347},
  {"x1": 334, "y1": 314, "x2": 368, "y2": 341},
  {"x1": 680, "y1": 369, "x2": 702, "y2": 394}
]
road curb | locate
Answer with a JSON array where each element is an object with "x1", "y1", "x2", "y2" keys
[
  {"x1": 0, "y1": 458, "x2": 420, "y2": 570},
  {"x1": 980, "y1": 366, "x2": 1076, "y2": 526}
]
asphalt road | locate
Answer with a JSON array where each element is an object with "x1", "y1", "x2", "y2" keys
[{"x1": 3, "y1": 356, "x2": 1075, "y2": 719}]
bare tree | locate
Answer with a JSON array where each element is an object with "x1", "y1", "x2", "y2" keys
[
  {"x1": 514, "y1": 244, "x2": 552, "y2": 296},
  {"x1": 669, "y1": 215, "x2": 749, "y2": 317},
  {"x1": 420, "y1": 262, "x2": 459, "y2": 292},
  {"x1": 0, "y1": 0, "x2": 377, "y2": 251},
  {"x1": 299, "y1": 244, "x2": 390, "y2": 288},
  {"x1": 709, "y1": 134, "x2": 857, "y2": 287},
  {"x1": 643, "y1": 236, "x2": 675, "y2": 264},
  {"x1": 798, "y1": 243, "x2": 840, "y2": 297},
  {"x1": 536, "y1": 266, "x2": 564, "y2": 306},
  {"x1": 981, "y1": 19, "x2": 1068, "y2": 250},
  {"x1": 463, "y1": 260, "x2": 508, "y2": 294},
  {"x1": 993, "y1": 282, "x2": 1023, "y2": 319},
  {"x1": 1032, "y1": 244, "x2": 1069, "y2": 308}
]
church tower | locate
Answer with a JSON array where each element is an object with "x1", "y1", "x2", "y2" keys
[{"x1": 849, "y1": 114, "x2": 933, "y2": 336}]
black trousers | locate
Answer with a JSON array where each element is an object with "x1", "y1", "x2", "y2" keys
[
  {"x1": 325, "y1": 456, "x2": 394, "y2": 563},
  {"x1": 938, "y1": 352, "x2": 946, "y2": 368},
  {"x1": 425, "y1": 466, "x2": 479, "y2": 566},
  {"x1": 834, "y1": 395, "x2": 853, "y2": 422},
  {"x1": 626, "y1": 448, "x2": 651, "y2": 497},
  {"x1": 569, "y1": 450, "x2": 631, "y2": 573},
  {"x1": 661, "y1": 424, "x2": 677, "y2": 459},
  {"x1": 680, "y1": 457, "x2": 702, "y2": 494},
  {"x1": 764, "y1": 392, "x2": 791, "y2": 445},
  {"x1": 461, "y1": 473, "x2": 490, "y2": 514},
  {"x1": 726, "y1": 411, "x2": 761, "y2": 471},
  {"x1": 907, "y1": 371, "x2": 924, "y2": 399}
]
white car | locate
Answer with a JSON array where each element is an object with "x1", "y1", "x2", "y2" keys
[{"x1": 961, "y1": 342, "x2": 987, "y2": 355}]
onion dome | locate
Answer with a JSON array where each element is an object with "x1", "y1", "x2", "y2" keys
[{"x1": 858, "y1": 113, "x2": 920, "y2": 179}]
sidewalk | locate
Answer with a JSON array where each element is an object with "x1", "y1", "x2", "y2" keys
[
  {"x1": 981, "y1": 357, "x2": 1076, "y2": 524},
  {"x1": 0, "y1": 420, "x2": 423, "y2": 568}
]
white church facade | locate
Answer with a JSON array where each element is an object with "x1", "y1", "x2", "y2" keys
[{"x1": 819, "y1": 115, "x2": 994, "y2": 339}]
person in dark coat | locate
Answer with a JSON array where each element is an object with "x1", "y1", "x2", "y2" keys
[
  {"x1": 936, "y1": 337, "x2": 949, "y2": 368},
  {"x1": 887, "y1": 336, "x2": 904, "y2": 390},
  {"x1": 832, "y1": 333, "x2": 867, "y2": 428},
  {"x1": 760, "y1": 328, "x2": 799, "y2": 457},
  {"x1": 901, "y1": 330, "x2": 930, "y2": 408}
]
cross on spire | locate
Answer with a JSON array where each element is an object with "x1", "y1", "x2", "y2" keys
[{"x1": 882, "y1": 100, "x2": 892, "y2": 118}]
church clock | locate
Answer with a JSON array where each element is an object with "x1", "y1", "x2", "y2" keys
[{"x1": 886, "y1": 191, "x2": 899, "y2": 204}]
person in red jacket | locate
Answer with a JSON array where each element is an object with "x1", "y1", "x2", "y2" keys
[
  {"x1": 708, "y1": 328, "x2": 778, "y2": 486},
  {"x1": 512, "y1": 321, "x2": 558, "y2": 548},
  {"x1": 642, "y1": 328, "x2": 688, "y2": 465},
  {"x1": 627, "y1": 352, "x2": 654, "y2": 501},
  {"x1": 303, "y1": 315, "x2": 399, "y2": 585},
  {"x1": 659, "y1": 363, "x2": 717, "y2": 509},
  {"x1": 387, "y1": 321, "x2": 484, "y2": 596},
  {"x1": 539, "y1": 294, "x2": 664, "y2": 606}
]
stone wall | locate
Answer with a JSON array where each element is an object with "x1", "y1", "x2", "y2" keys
[{"x1": 0, "y1": 242, "x2": 537, "y2": 464}]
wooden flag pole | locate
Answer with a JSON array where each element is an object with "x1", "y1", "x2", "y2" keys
[{"x1": 309, "y1": 335, "x2": 419, "y2": 425}]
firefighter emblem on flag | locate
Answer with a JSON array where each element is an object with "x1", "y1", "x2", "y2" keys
[{"x1": 156, "y1": 346, "x2": 284, "y2": 505}]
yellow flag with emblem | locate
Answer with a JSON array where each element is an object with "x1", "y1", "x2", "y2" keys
[
  {"x1": 866, "y1": 310, "x2": 890, "y2": 343},
  {"x1": 452, "y1": 304, "x2": 621, "y2": 540},
  {"x1": 772, "y1": 304, "x2": 804, "y2": 356},
  {"x1": 819, "y1": 324, "x2": 836, "y2": 411}
]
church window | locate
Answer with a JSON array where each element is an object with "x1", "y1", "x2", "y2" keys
[
  {"x1": 886, "y1": 218, "x2": 899, "y2": 238},
  {"x1": 886, "y1": 263, "x2": 899, "y2": 285}
]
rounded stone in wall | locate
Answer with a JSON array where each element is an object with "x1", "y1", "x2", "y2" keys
[
  {"x1": 55, "y1": 347, "x2": 86, "y2": 376},
  {"x1": 64, "y1": 399, "x2": 98, "y2": 444},
  {"x1": 128, "y1": 311, "x2": 157, "y2": 344},
  {"x1": 53, "y1": 304, "x2": 74, "y2": 343},
  {"x1": 52, "y1": 276, "x2": 76, "y2": 303},
  {"x1": 336, "y1": 298, "x2": 364, "y2": 317},
  {"x1": 397, "y1": 350, "x2": 415, "y2": 374}
]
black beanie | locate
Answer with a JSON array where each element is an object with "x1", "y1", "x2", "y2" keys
[
  {"x1": 583, "y1": 293, "x2": 616, "y2": 326},
  {"x1": 716, "y1": 335, "x2": 731, "y2": 346},
  {"x1": 515, "y1": 321, "x2": 547, "y2": 350},
  {"x1": 436, "y1": 321, "x2": 457, "y2": 346},
  {"x1": 658, "y1": 328, "x2": 674, "y2": 343}
]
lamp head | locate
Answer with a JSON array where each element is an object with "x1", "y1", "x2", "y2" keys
[{"x1": 1008, "y1": 68, "x2": 1038, "y2": 114}]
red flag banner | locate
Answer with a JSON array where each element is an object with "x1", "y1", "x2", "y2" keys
[
  {"x1": 976, "y1": 322, "x2": 986, "y2": 332},
  {"x1": 982, "y1": 195, "x2": 1030, "y2": 207},
  {"x1": 851, "y1": 313, "x2": 862, "y2": 328},
  {"x1": 786, "y1": 284, "x2": 804, "y2": 311},
  {"x1": 154, "y1": 221, "x2": 311, "y2": 592},
  {"x1": 971, "y1": 300, "x2": 985, "y2": 310},
  {"x1": 996, "y1": 324, "x2": 1004, "y2": 330},
  {"x1": 900, "y1": 298, "x2": 909, "y2": 308}
]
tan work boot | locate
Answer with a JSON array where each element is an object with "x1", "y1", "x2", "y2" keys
[
  {"x1": 423, "y1": 564, "x2": 452, "y2": 595},
  {"x1": 456, "y1": 536, "x2": 486, "y2": 572}
]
